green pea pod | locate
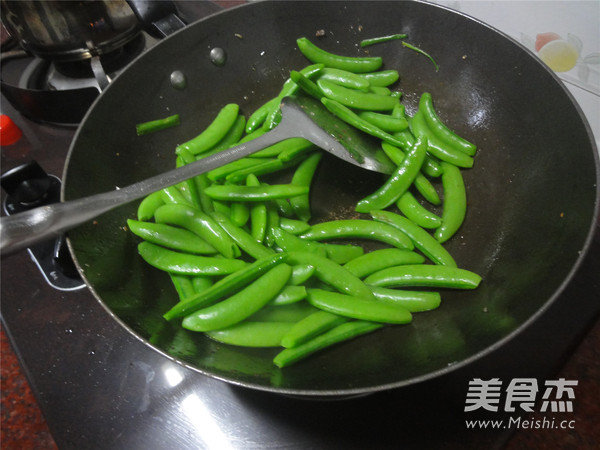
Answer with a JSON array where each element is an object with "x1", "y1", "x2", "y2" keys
[
  {"x1": 317, "y1": 67, "x2": 370, "y2": 90},
  {"x1": 170, "y1": 274, "x2": 196, "y2": 301},
  {"x1": 385, "y1": 134, "x2": 443, "y2": 179},
  {"x1": 320, "y1": 98, "x2": 407, "y2": 149},
  {"x1": 289, "y1": 152, "x2": 322, "y2": 222},
  {"x1": 225, "y1": 158, "x2": 288, "y2": 184},
  {"x1": 272, "y1": 227, "x2": 327, "y2": 257},
  {"x1": 322, "y1": 243, "x2": 364, "y2": 264},
  {"x1": 307, "y1": 288, "x2": 412, "y2": 324},
  {"x1": 356, "y1": 70, "x2": 400, "y2": 87},
  {"x1": 137, "y1": 242, "x2": 246, "y2": 276},
  {"x1": 370, "y1": 287, "x2": 441, "y2": 312},
  {"x1": 290, "y1": 70, "x2": 324, "y2": 100},
  {"x1": 204, "y1": 184, "x2": 309, "y2": 202},
  {"x1": 435, "y1": 162, "x2": 467, "y2": 243},
  {"x1": 317, "y1": 79, "x2": 399, "y2": 111},
  {"x1": 163, "y1": 253, "x2": 288, "y2": 320},
  {"x1": 249, "y1": 302, "x2": 318, "y2": 323},
  {"x1": 182, "y1": 263, "x2": 292, "y2": 332},
  {"x1": 287, "y1": 251, "x2": 376, "y2": 300},
  {"x1": 248, "y1": 137, "x2": 311, "y2": 159},
  {"x1": 246, "y1": 174, "x2": 268, "y2": 243},
  {"x1": 153, "y1": 204, "x2": 240, "y2": 259},
  {"x1": 380, "y1": 142, "x2": 441, "y2": 204},
  {"x1": 176, "y1": 147, "x2": 215, "y2": 212},
  {"x1": 207, "y1": 158, "x2": 265, "y2": 182},
  {"x1": 137, "y1": 190, "x2": 165, "y2": 221},
  {"x1": 273, "y1": 320, "x2": 383, "y2": 368},
  {"x1": 365, "y1": 264, "x2": 482, "y2": 289},
  {"x1": 371, "y1": 210, "x2": 457, "y2": 267},
  {"x1": 358, "y1": 111, "x2": 408, "y2": 133},
  {"x1": 300, "y1": 219, "x2": 414, "y2": 250},
  {"x1": 206, "y1": 321, "x2": 294, "y2": 347},
  {"x1": 135, "y1": 114, "x2": 180, "y2": 136},
  {"x1": 343, "y1": 248, "x2": 425, "y2": 278},
  {"x1": 176, "y1": 103, "x2": 239, "y2": 155},
  {"x1": 279, "y1": 217, "x2": 311, "y2": 235},
  {"x1": 296, "y1": 37, "x2": 383, "y2": 73},
  {"x1": 281, "y1": 310, "x2": 348, "y2": 348},
  {"x1": 210, "y1": 211, "x2": 275, "y2": 260},
  {"x1": 246, "y1": 97, "x2": 279, "y2": 134},
  {"x1": 201, "y1": 115, "x2": 247, "y2": 156},
  {"x1": 289, "y1": 264, "x2": 316, "y2": 285},
  {"x1": 127, "y1": 219, "x2": 217, "y2": 255},
  {"x1": 161, "y1": 185, "x2": 193, "y2": 207},
  {"x1": 411, "y1": 111, "x2": 474, "y2": 168},
  {"x1": 396, "y1": 191, "x2": 442, "y2": 229},
  {"x1": 419, "y1": 92, "x2": 477, "y2": 156},
  {"x1": 192, "y1": 276, "x2": 213, "y2": 294},
  {"x1": 271, "y1": 285, "x2": 307, "y2": 306},
  {"x1": 355, "y1": 137, "x2": 428, "y2": 213},
  {"x1": 229, "y1": 202, "x2": 250, "y2": 227}
]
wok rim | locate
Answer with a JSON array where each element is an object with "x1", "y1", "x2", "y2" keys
[{"x1": 63, "y1": 0, "x2": 600, "y2": 397}]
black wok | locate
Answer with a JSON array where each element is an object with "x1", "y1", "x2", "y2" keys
[{"x1": 62, "y1": 0, "x2": 599, "y2": 396}]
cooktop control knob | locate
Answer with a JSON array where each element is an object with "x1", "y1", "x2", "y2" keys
[{"x1": 1, "y1": 160, "x2": 85, "y2": 291}]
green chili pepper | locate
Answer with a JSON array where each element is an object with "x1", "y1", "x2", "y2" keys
[
  {"x1": 370, "y1": 210, "x2": 457, "y2": 267},
  {"x1": 435, "y1": 161, "x2": 467, "y2": 243},
  {"x1": 176, "y1": 103, "x2": 239, "y2": 155},
  {"x1": 360, "y1": 34, "x2": 408, "y2": 47},
  {"x1": 136, "y1": 114, "x2": 180, "y2": 136},
  {"x1": 343, "y1": 248, "x2": 425, "y2": 278},
  {"x1": 127, "y1": 219, "x2": 217, "y2": 255},
  {"x1": 396, "y1": 191, "x2": 443, "y2": 229},
  {"x1": 203, "y1": 184, "x2": 309, "y2": 202},
  {"x1": 273, "y1": 320, "x2": 383, "y2": 368},
  {"x1": 355, "y1": 137, "x2": 428, "y2": 213},
  {"x1": 365, "y1": 264, "x2": 482, "y2": 289},
  {"x1": 280, "y1": 310, "x2": 348, "y2": 348},
  {"x1": 163, "y1": 253, "x2": 288, "y2": 320},
  {"x1": 419, "y1": 93, "x2": 476, "y2": 156},
  {"x1": 307, "y1": 288, "x2": 412, "y2": 324},
  {"x1": 182, "y1": 263, "x2": 292, "y2": 332},
  {"x1": 153, "y1": 204, "x2": 240, "y2": 259},
  {"x1": 317, "y1": 79, "x2": 399, "y2": 111},
  {"x1": 287, "y1": 251, "x2": 376, "y2": 300},
  {"x1": 370, "y1": 287, "x2": 441, "y2": 312},
  {"x1": 300, "y1": 219, "x2": 414, "y2": 250},
  {"x1": 206, "y1": 321, "x2": 294, "y2": 347},
  {"x1": 296, "y1": 37, "x2": 383, "y2": 73},
  {"x1": 210, "y1": 211, "x2": 275, "y2": 260},
  {"x1": 137, "y1": 242, "x2": 246, "y2": 276},
  {"x1": 137, "y1": 190, "x2": 165, "y2": 221}
]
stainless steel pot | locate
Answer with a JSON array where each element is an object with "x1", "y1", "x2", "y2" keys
[{"x1": 0, "y1": 0, "x2": 183, "y2": 62}]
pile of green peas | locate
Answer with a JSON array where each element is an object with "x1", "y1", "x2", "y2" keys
[{"x1": 129, "y1": 36, "x2": 481, "y2": 368}]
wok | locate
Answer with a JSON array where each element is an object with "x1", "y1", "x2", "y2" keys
[{"x1": 62, "y1": 0, "x2": 599, "y2": 396}]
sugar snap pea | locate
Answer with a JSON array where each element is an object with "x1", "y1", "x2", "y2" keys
[
  {"x1": 163, "y1": 253, "x2": 288, "y2": 320},
  {"x1": 203, "y1": 184, "x2": 309, "y2": 202},
  {"x1": 280, "y1": 310, "x2": 348, "y2": 348},
  {"x1": 358, "y1": 111, "x2": 409, "y2": 133},
  {"x1": 154, "y1": 204, "x2": 240, "y2": 259},
  {"x1": 318, "y1": 79, "x2": 399, "y2": 111},
  {"x1": 365, "y1": 264, "x2": 482, "y2": 289},
  {"x1": 371, "y1": 210, "x2": 457, "y2": 267},
  {"x1": 176, "y1": 103, "x2": 239, "y2": 155},
  {"x1": 355, "y1": 137, "x2": 428, "y2": 213},
  {"x1": 317, "y1": 67, "x2": 370, "y2": 90},
  {"x1": 435, "y1": 161, "x2": 467, "y2": 243},
  {"x1": 271, "y1": 285, "x2": 307, "y2": 306},
  {"x1": 289, "y1": 152, "x2": 322, "y2": 222},
  {"x1": 127, "y1": 219, "x2": 217, "y2": 255},
  {"x1": 182, "y1": 263, "x2": 292, "y2": 332},
  {"x1": 137, "y1": 242, "x2": 246, "y2": 276},
  {"x1": 206, "y1": 321, "x2": 294, "y2": 347},
  {"x1": 307, "y1": 288, "x2": 413, "y2": 324},
  {"x1": 137, "y1": 190, "x2": 165, "y2": 221},
  {"x1": 356, "y1": 70, "x2": 400, "y2": 87},
  {"x1": 136, "y1": 114, "x2": 180, "y2": 136},
  {"x1": 396, "y1": 191, "x2": 442, "y2": 229},
  {"x1": 296, "y1": 37, "x2": 383, "y2": 73},
  {"x1": 370, "y1": 287, "x2": 441, "y2": 312},
  {"x1": 273, "y1": 320, "x2": 383, "y2": 368},
  {"x1": 343, "y1": 248, "x2": 425, "y2": 278},
  {"x1": 246, "y1": 174, "x2": 268, "y2": 243},
  {"x1": 300, "y1": 219, "x2": 414, "y2": 250},
  {"x1": 210, "y1": 211, "x2": 275, "y2": 260}
]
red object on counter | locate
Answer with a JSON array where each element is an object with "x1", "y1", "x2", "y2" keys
[{"x1": 0, "y1": 115, "x2": 23, "y2": 146}]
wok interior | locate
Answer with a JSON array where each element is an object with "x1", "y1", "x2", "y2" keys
[{"x1": 63, "y1": 1, "x2": 598, "y2": 394}]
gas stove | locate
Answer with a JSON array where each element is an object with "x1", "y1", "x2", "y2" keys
[{"x1": 1, "y1": 2, "x2": 599, "y2": 449}]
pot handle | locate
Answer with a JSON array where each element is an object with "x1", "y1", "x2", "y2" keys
[{"x1": 127, "y1": 0, "x2": 187, "y2": 38}]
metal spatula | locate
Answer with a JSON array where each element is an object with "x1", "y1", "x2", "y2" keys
[{"x1": 0, "y1": 95, "x2": 395, "y2": 255}]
